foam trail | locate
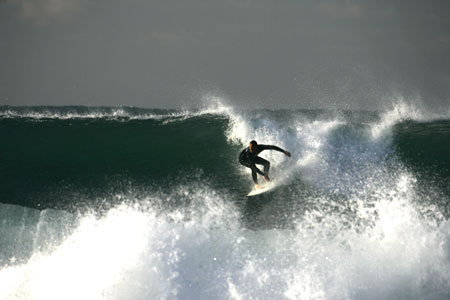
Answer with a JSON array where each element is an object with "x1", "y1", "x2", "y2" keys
[{"x1": 200, "y1": 96, "x2": 349, "y2": 189}]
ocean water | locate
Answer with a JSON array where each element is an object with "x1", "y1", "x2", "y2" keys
[{"x1": 1, "y1": 99, "x2": 450, "y2": 299}]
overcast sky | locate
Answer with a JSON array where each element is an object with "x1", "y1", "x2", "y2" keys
[{"x1": 1, "y1": 0, "x2": 449, "y2": 110}]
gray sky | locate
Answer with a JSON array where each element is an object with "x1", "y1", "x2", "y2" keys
[{"x1": 1, "y1": 0, "x2": 449, "y2": 110}]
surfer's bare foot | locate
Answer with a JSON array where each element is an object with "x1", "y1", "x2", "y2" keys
[
  {"x1": 254, "y1": 184, "x2": 261, "y2": 189},
  {"x1": 263, "y1": 175, "x2": 270, "y2": 182}
]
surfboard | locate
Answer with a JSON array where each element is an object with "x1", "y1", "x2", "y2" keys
[{"x1": 247, "y1": 181, "x2": 277, "y2": 196}]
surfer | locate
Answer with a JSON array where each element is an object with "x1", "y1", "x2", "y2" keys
[{"x1": 239, "y1": 140, "x2": 291, "y2": 187}]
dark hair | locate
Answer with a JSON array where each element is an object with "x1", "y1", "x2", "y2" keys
[{"x1": 250, "y1": 140, "x2": 257, "y2": 146}]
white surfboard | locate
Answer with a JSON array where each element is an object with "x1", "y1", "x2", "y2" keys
[{"x1": 247, "y1": 181, "x2": 277, "y2": 196}]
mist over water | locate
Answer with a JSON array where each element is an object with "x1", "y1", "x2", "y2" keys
[{"x1": 1, "y1": 98, "x2": 450, "y2": 299}]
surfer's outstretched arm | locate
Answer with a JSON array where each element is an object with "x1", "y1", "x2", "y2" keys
[{"x1": 259, "y1": 144, "x2": 291, "y2": 157}]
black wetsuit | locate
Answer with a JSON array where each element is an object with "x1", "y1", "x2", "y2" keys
[{"x1": 239, "y1": 144, "x2": 285, "y2": 184}]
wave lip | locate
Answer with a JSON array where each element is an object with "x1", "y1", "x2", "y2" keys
[
  {"x1": 0, "y1": 105, "x2": 198, "y2": 121},
  {"x1": 371, "y1": 99, "x2": 450, "y2": 138}
]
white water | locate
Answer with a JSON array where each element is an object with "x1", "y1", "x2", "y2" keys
[{"x1": 1, "y1": 181, "x2": 449, "y2": 299}]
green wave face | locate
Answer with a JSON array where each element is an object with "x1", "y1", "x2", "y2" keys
[
  {"x1": 0, "y1": 114, "x2": 239, "y2": 208},
  {"x1": 1, "y1": 106, "x2": 450, "y2": 210},
  {"x1": 394, "y1": 120, "x2": 450, "y2": 172}
]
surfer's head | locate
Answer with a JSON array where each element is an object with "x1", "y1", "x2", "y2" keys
[{"x1": 249, "y1": 140, "x2": 257, "y2": 152}]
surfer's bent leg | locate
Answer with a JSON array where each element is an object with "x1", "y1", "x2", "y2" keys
[
  {"x1": 251, "y1": 169, "x2": 258, "y2": 184},
  {"x1": 240, "y1": 160, "x2": 264, "y2": 184},
  {"x1": 254, "y1": 156, "x2": 270, "y2": 178},
  {"x1": 249, "y1": 164, "x2": 264, "y2": 184}
]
